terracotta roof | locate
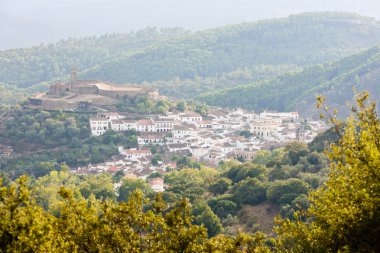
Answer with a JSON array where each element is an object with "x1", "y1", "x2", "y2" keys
[{"x1": 107, "y1": 166, "x2": 119, "y2": 173}]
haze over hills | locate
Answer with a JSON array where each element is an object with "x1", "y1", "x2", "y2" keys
[
  {"x1": 82, "y1": 13, "x2": 380, "y2": 84},
  {"x1": 0, "y1": 27, "x2": 189, "y2": 88},
  {"x1": 2, "y1": 0, "x2": 380, "y2": 49},
  {"x1": 196, "y1": 45, "x2": 380, "y2": 116},
  {"x1": 2, "y1": 12, "x2": 380, "y2": 113},
  {"x1": 2, "y1": 12, "x2": 380, "y2": 91}
]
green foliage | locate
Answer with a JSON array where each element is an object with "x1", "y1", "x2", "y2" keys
[
  {"x1": 165, "y1": 168, "x2": 218, "y2": 203},
  {"x1": 117, "y1": 178, "x2": 154, "y2": 202},
  {"x1": 196, "y1": 45, "x2": 380, "y2": 115},
  {"x1": 285, "y1": 142, "x2": 309, "y2": 165},
  {"x1": 2, "y1": 13, "x2": 380, "y2": 107},
  {"x1": 269, "y1": 165, "x2": 301, "y2": 181},
  {"x1": 208, "y1": 196, "x2": 238, "y2": 219},
  {"x1": 176, "y1": 101, "x2": 186, "y2": 112},
  {"x1": 279, "y1": 194, "x2": 309, "y2": 220},
  {"x1": 0, "y1": 108, "x2": 138, "y2": 178},
  {"x1": 83, "y1": 13, "x2": 380, "y2": 88},
  {"x1": 116, "y1": 95, "x2": 174, "y2": 114},
  {"x1": 275, "y1": 92, "x2": 380, "y2": 252},
  {"x1": 0, "y1": 175, "x2": 273, "y2": 252},
  {"x1": 0, "y1": 28, "x2": 189, "y2": 88},
  {"x1": 308, "y1": 127, "x2": 340, "y2": 152},
  {"x1": 224, "y1": 162, "x2": 268, "y2": 183},
  {"x1": 231, "y1": 178, "x2": 267, "y2": 206},
  {"x1": 1, "y1": 108, "x2": 88, "y2": 150},
  {"x1": 0, "y1": 83, "x2": 29, "y2": 105},
  {"x1": 208, "y1": 177, "x2": 232, "y2": 195},
  {"x1": 174, "y1": 156, "x2": 203, "y2": 169},
  {"x1": 0, "y1": 176, "x2": 62, "y2": 252},
  {"x1": 240, "y1": 130, "x2": 253, "y2": 138},
  {"x1": 151, "y1": 155, "x2": 162, "y2": 166},
  {"x1": 267, "y1": 178, "x2": 309, "y2": 205},
  {"x1": 192, "y1": 202, "x2": 223, "y2": 237}
]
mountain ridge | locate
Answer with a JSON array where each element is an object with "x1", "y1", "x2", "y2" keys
[{"x1": 195, "y1": 45, "x2": 380, "y2": 117}]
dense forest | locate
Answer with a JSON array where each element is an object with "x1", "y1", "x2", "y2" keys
[
  {"x1": 196, "y1": 45, "x2": 380, "y2": 117},
  {"x1": 82, "y1": 13, "x2": 380, "y2": 84},
  {"x1": 2, "y1": 13, "x2": 380, "y2": 111},
  {"x1": 0, "y1": 93, "x2": 379, "y2": 252},
  {"x1": 1, "y1": 13, "x2": 380, "y2": 94},
  {"x1": 0, "y1": 27, "x2": 189, "y2": 88}
]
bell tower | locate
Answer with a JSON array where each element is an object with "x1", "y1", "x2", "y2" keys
[{"x1": 70, "y1": 68, "x2": 77, "y2": 83}]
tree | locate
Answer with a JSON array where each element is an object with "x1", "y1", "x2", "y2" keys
[
  {"x1": 285, "y1": 142, "x2": 309, "y2": 165},
  {"x1": 267, "y1": 178, "x2": 309, "y2": 205},
  {"x1": 151, "y1": 155, "x2": 162, "y2": 166},
  {"x1": 275, "y1": 92, "x2": 380, "y2": 252},
  {"x1": 117, "y1": 178, "x2": 154, "y2": 202},
  {"x1": 208, "y1": 197, "x2": 238, "y2": 219},
  {"x1": 176, "y1": 101, "x2": 186, "y2": 112},
  {"x1": 0, "y1": 176, "x2": 63, "y2": 252},
  {"x1": 208, "y1": 177, "x2": 232, "y2": 195},
  {"x1": 192, "y1": 202, "x2": 222, "y2": 237},
  {"x1": 231, "y1": 178, "x2": 267, "y2": 206}
]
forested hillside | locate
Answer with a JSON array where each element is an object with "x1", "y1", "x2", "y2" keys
[
  {"x1": 1, "y1": 12, "x2": 380, "y2": 96},
  {"x1": 196, "y1": 45, "x2": 380, "y2": 116},
  {"x1": 0, "y1": 94, "x2": 379, "y2": 252},
  {"x1": 0, "y1": 27, "x2": 188, "y2": 88},
  {"x1": 82, "y1": 12, "x2": 380, "y2": 86}
]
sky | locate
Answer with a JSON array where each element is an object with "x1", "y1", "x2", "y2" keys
[{"x1": 1, "y1": 0, "x2": 380, "y2": 49}]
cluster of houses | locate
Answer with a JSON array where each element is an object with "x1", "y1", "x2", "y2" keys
[{"x1": 74, "y1": 108, "x2": 328, "y2": 191}]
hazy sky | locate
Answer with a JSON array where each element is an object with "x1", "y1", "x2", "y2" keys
[{"x1": 1, "y1": 0, "x2": 380, "y2": 49}]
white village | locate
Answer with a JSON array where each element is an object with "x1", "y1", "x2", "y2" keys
[{"x1": 74, "y1": 108, "x2": 328, "y2": 191}]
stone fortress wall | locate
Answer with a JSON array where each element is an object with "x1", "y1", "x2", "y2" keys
[{"x1": 29, "y1": 79, "x2": 159, "y2": 110}]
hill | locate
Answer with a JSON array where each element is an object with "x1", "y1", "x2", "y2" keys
[
  {"x1": 196, "y1": 45, "x2": 380, "y2": 117},
  {"x1": 2, "y1": 13, "x2": 380, "y2": 95},
  {"x1": 81, "y1": 12, "x2": 380, "y2": 89},
  {"x1": 0, "y1": 27, "x2": 189, "y2": 88}
]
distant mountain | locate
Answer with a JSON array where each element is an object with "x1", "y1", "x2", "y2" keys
[
  {"x1": 82, "y1": 12, "x2": 380, "y2": 84},
  {"x1": 2, "y1": 12, "x2": 380, "y2": 100},
  {"x1": 196, "y1": 45, "x2": 380, "y2": 117},
  {"x1": 0, "y1": 27, "x2": 189, "y2": 88}
]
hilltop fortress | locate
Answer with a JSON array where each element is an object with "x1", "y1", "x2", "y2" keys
[{"x1": 29, "y1": 79, "x2": 159, "y2": 110}]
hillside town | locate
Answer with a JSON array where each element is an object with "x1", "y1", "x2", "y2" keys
[{"x1": 73, "y1": 108, "x2": 328, "y2": 190}]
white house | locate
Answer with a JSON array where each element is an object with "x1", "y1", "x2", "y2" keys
[
  {"x1": 191, "y1": 147, "x2": 210, "y2": 160},
  {"x1": 172, "y1": 125, "x2": 195, "y2": 138},
  {"x1": 90, "y1": 117, "x2": 110, "y2": 136},
  {"x1": 179, "y1": 112, "x2": 202, "y2": 124},
  {"x1": 123, "y1": 149, "x2": 152, "y2": 160},
  {"x1": 110, "y1": 119, "x2": 137, "y2": 132},
  {"x1": 97, "y1": 112, "x2": 125, "y2": 121},
  {"x1": 167, "y1": 143, "x2": 189, "y2": 152},
  {"x1": 138, "y1": 134, "x2": 166, "y2": 146},
  {"x1": 153, "y1": 118, "x2": 174, "y2": 132},
  {"x1": 217, "y1": 142, "x2": 235, "y2": 153},
  {"x1": 137, "y1": 119, "x2": 156, "y2": 132},
  {"x1": 250, "y1": 117, "x2": 281, "y2": 139},
  {"x1": 196, "y1": 120, "x2": 213, "y2": 128},
  {"x1": 260, "y1": 111, "x2": 299, "y2": 120}
]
